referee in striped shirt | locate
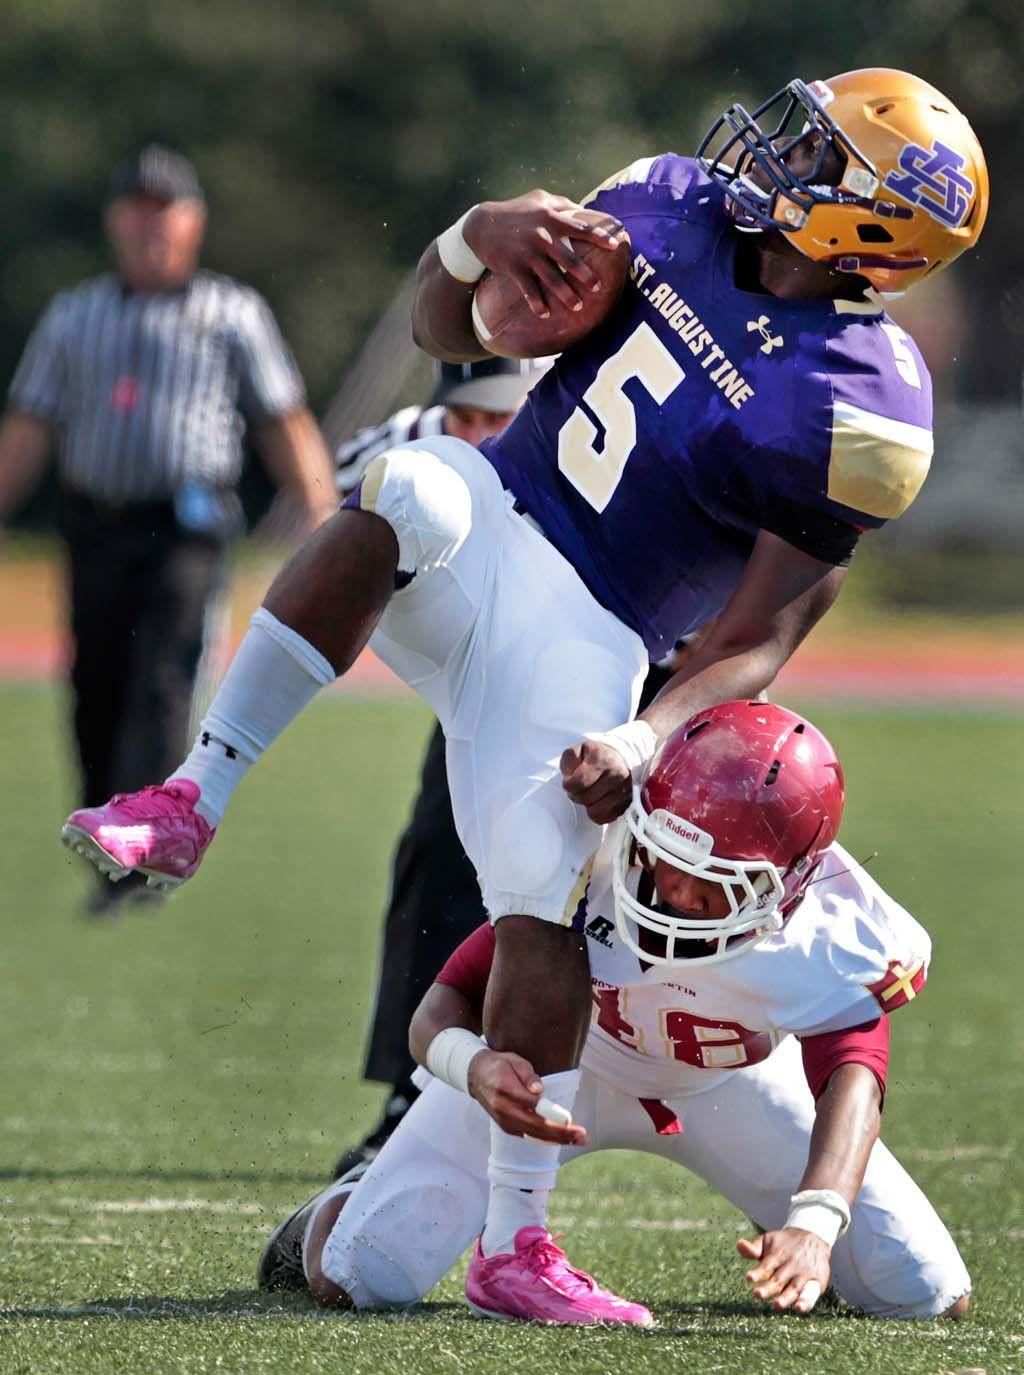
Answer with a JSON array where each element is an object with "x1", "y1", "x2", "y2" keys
[{"x1": 0, "y1": 145, "x2": 336, "y2": 910}]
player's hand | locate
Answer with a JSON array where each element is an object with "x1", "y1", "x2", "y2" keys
[
  {"x1": 463, "y1": 193, "x2": 628, "y2": 319},
  {"x1": 560, "y1": 740, "x2": 632, "y2": 824},
  {"x1": 467, "y1": 1049, "x2": 588, "y2": 1148},
  {"x1": 737, "y1": 1229, "x2": 832, "y2": 1314}
]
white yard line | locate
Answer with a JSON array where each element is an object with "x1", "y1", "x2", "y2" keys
[
  {"x1": 902, "y1": 1144, "x2": 1013, "y2": 1162},
  {"x1": 554, "y1": 1215, "x2": 730, "y2": 1233},
  {"x1": 59, "y1": 1198, "x2": 268, "y2": 1215},
  {"x1": 12, "y1": 1234, "x2": 123, "y2": 1247}
]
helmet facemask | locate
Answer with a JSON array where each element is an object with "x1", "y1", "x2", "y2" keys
[
  {"x1": 612, "y1": 788, "x2": 787, "y2": 969},
  {"x1": 697, "y1": 77, "x2": 917, "y2": 277}
]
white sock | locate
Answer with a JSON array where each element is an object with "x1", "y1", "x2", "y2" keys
[
  {"x1": 168, "y1": 608, "x2": 335, "y2": 825},
  {"x1": 481, "y1": 1068, "x2": 580, "y2": 1257},
  {"x1": 482, "y1": 1182, "x2": 551, "y2": 1257}
]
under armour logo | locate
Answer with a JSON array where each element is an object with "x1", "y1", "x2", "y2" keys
[
  {"x1": 746, "y1": 315, "x2": 784, "y2": 354},
  {"x1": 201, "y1": 731, "x2": 238, "y2": 760},
  {"x1": 884, "y1": 139, "x2": 975, "y2": 228},
  {"x1": 585, "y1": 916, "x2": 615, "y2": 948}
]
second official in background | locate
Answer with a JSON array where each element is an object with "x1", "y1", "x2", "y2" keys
[{"x1": 332, "y1": 358, "x2": 549, "y2": 1175}]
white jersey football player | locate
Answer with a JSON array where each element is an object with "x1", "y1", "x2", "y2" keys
[{"x1": 258, "y1": 702, "x2": 970, "y2": 1326}]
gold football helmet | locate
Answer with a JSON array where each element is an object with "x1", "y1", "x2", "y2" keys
[{"x1": 697, "y1": 67, "x2": 989, "y2": 293}]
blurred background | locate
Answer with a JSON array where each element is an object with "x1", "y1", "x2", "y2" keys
[
  {"x1": 2, "y1": 0, "x2": 1022, "y2": 570},
  {"x1": 1, "y1": 8, "x2": 1022, "y2": 1368},
  {"x1": 0, "y1": 2, "x2": 1020, "y2": 877}
]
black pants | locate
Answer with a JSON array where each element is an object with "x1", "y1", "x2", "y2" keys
[
  {"x1": 60, "y1": 494, "x2": 224, "y2": 810},
  {"x1": 362, "y1": 662, "x2": 675, "y2": 1088}
]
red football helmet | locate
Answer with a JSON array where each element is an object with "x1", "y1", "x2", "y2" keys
[{"x1": 612, "y1": 701, "x2": 845, "y2": 967}]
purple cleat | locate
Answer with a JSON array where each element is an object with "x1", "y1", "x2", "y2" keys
[
  {"x1": 465, "y1": 1227, "x2": 654, "y2": 1327},
  {"x1": 60, "y1": 780, "x2": 215, "y2": 891}
]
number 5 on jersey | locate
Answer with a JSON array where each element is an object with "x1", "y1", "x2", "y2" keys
[
  {"x1": 557, "y1": 323, "x2": 685, "y2": 512},
  {"x1": 880, "y1": 322, "x2": 922, "y2": 389}
]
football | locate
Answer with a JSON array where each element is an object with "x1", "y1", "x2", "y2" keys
[{"x1": 471, "y1": 217, "x2": 632, "y2": 359}]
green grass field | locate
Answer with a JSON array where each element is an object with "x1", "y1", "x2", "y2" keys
[{"x1": 2, "y1": 685, "x2": 1023, "y2": 1374}]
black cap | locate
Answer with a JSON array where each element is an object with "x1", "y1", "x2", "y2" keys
[
  {"x1": 109, "y1": 144, "x2": 204, "y2": 204},
  {"x1": 429, "y1": 357, "x2": 553, "y2": 412}
]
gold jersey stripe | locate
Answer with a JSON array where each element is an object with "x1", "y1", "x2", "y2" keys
[
  {"x1": 580, "y1": 157, "x2": 657, "y2": 208},
  {"x1": 832, "y1": 297, "x2": 884, "y2": 316},
  {"x1": 359, "y1": 453, "x2": 389, "y2": 514},
  {"x1": 828, "y1": 400, "x2": 933, "y2": 519}
]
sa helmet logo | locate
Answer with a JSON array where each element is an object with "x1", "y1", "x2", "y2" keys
[
  {"x1": 884, "y1": 140, "x2": 976, "y2": 228},
  {"x1": 747, "y1": 315, "x2": 784, "y2": 355}
]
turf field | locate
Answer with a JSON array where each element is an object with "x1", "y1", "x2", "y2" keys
[{"x1": 2, "y1": 684, "x2": 1023, "y2": 1374}]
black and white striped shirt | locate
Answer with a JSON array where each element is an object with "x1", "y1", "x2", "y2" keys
[
  {"x1": 9, "y1": 271, "x2": 304, "y2": 503},
  {"x1": 334, "y1": 404, "x2": 447, "y2": 495}
]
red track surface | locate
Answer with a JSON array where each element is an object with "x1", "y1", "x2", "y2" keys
[
  {"x1": 6, "y1": 551, "x2": 1018, "y2": 702},
  {"x1": 2, "y1": 631, "x2": 1022, "y2": 701}
]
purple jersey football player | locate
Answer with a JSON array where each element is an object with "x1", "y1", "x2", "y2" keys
[
  {"x1": 483, "y1": 150, "x2": 934, "y2": 660},
  {"x1": 62, "y1": 70, "x2": 987, "y2": 1324}
]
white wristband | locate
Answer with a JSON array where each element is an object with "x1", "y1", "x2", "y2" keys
[
  {"x1": 784, "y1": 1189, "x2": 851, "y2": 1247},
  {"x1": 424, "y1": 1026, "x2": 486, "y2": 1094},
  {"x1": 436, "y1": 209, "x2": 486, "y2": 284},
  {"x1": 470, "y1": 292, "x2": 494, "y2": 343},
  {"x1": 585, "y1": 719, "x2": 659, "y2": 784}
]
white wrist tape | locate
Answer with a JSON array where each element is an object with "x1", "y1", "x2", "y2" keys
[
  {"x1": 797, "y1": 1279, "x2": 822, "y2": 1310},
  {"x1": 534, "y1": 1096, "x2": 572, "y2": 1126},
  {"x1": 424, "y1": 1026, "x2": 486, "y2": 1094},
  {"x1": 436, "y1": 209, "x2": 486, "y2": 283},
  {"x1": 784, "y1": 1189, "x2": 851, "y2": 1247},
  {"x1": 470, "y1": 293, "x2": 494, "y2": 343},
  {"x1": 585, "y1": 719, "x2": 659, "y2": 784}
]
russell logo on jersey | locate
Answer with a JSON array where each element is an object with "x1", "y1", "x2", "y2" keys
[{"x1": 585, "y1": 915, "x2": 616, "y2": 948}]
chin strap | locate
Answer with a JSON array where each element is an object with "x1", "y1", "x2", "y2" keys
[{"x1": 835, "y1": 252, "x2": 926, "y2": 273}]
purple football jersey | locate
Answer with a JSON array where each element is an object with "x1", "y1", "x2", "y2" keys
[{"x1": 482, "y1": 155, "x2": 933, "y2": 657}]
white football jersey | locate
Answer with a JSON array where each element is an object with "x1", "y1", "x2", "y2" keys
[{"x1": 579, "y1": 841, "x2": 931, "y2": 1099}]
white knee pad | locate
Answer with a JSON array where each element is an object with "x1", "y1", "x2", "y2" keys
[
  {"x1": 483, "y1": 784, "x2": 601, "y2": 923},
  {"x1": 829, "y1": 1142, "x2": 973, "y2": 1320},
  {"x1": 522, "y1": 639, "x2": 639, "y2": 751},
  {"x1": 322, "y1": 1180, "x2": 481, "y2": 1310},
  {"x1": 485, "y1": 790, "x2": 571, "y2": 902},
  {"x1": 477, "y1": 639, "x2": 624, "y2": 920},
  {"x1": 355, "y1": 448, "x2": 473, "y2": 580},
  {"x1": 834, "y1": 1218, "x2": 972, "y2": 1320}
]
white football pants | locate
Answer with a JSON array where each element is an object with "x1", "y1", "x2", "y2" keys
[
  {"x1": 351, "y1": 435, "x2": 648, "y2": 923},
  {"x1": 321, "y1": 1036, "x2": 970, "y2": 1320}
]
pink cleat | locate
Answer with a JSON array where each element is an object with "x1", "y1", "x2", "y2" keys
[
  {"x1": 60, "y1": 780, "x2": 215, "y2": 891},
  {"x1": 465, "y1": 1227, "x2": 653, "y2": 1327}
]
